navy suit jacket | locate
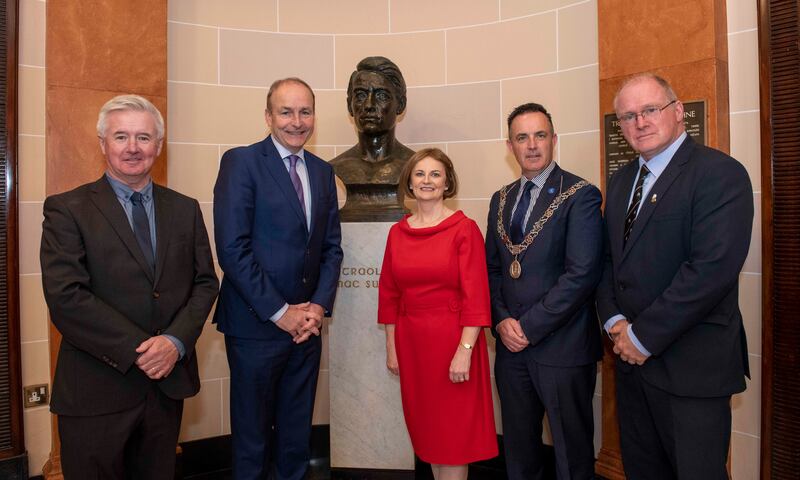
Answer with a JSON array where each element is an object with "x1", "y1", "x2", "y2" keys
[
  {"x1": 486, "y1": 165, "x2": 603, "y2": 367},
  {"x1": 213, "y1": 136, "x2": 343, "y2": 340},
  {"x1": 596, "y1": 136, "x2": 753, "y2": 397}
]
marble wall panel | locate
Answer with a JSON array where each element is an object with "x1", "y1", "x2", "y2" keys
[
  {"x1": 168, "y1": 0, "x2": 277, "y2": 30},
  {"x1": 390, "y1": 0, "x2": 498, "y2": 32},
  {"x1": 280, "y1": 0, "x2": 390, "y2": 34},
  {"x1": 169, "y1": 22, "x2": 219, "y2": 84},
  {"x1": 501, "y1": 0, "x2": 561, "y2": 19},
  {"x1": 503, "y1": 66, "x2": 599, "y2": 136},
  {"x1": 20, "y1": 0, "x2": 45, "y2": 67},
  {"x1": 399, "y1": 83, "x2": 502, "y2": 144},
  {"x1": 334, "y1": 32, "x2": 446, "y2": 89},
  {"x1": 447, "y1": 14, "x2": 557, "y2": 83},
  {"x1": 19, "y1": 135, "x2": 46, "y2": 202},
  {"x1": 558, "y1": 0, "x2": 598, "y2": 69},
  {"x1": 220, "y1": 29, "x2": 334, "y2": 88},
  {"x1": 20, "y1": 274, "x2": 49, "y2": 344}
]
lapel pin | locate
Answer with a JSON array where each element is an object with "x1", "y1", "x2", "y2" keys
[
  {"x1": 547, "y1": 187, "x2": 556, "y2": 194},
  {"x1": 650, "y1": 193, "x2": 657, "y2": 203}
]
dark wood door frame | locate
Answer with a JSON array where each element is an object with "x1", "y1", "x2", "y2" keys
[
  {"x1": 0, "y1": 0, "x2": 24, "y2": 472},
  {"x1": 758, "y1": 1, "x2": 800, "y2": 478}
]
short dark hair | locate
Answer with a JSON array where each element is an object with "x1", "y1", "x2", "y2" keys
[
  {"x1": 507, "y1": 103, "x2": 555, "y2": 137},
  {"x1": 266, "y1": 77, "x2": 315, "y2": 113},
  {"x1": 347, "y1": 56, "x2": 407, "y2": 114},
  {"x1": 398, "y1": 148, "x2": 459, "y2": 200}
]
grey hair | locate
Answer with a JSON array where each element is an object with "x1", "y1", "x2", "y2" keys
[
  {"x1": 97, "y1": 94, "x2": 165, "y2": 140},
  {"x1": 613, "y1": 73, "x2": 678, "y2": 111}
]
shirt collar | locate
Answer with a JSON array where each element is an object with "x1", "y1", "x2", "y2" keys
[
  {"x1": 105, "y1": 173, "x2": 153, "y2": 202},
  {"x1": 639, "y1": 131, "x2": 687, "y2": 179},
  {"x1": 519, "y1": 160, "x2": 557, "y2": 190},
  {"x1": 270, "y1": 136, "x2": 306, "y2": 163}
]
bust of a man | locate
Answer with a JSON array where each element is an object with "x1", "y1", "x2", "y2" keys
[{"x1": 331, "y1": 56, "x2": 415, "y2": 222}]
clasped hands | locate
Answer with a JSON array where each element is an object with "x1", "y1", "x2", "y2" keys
[
  {"x1": 497, "y1": 318, "x2": 530, "y2": 352},
  {"x1": 135, "y1": 335, "x2": 178, "y2": 380},
  {"x1": 276, "y1": 302, "x2": 324, "y2": 344},
  {"x1": 609, "y1": 319, "x2": 648, "y2": 365}
]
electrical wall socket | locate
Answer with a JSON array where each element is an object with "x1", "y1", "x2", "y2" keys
[{"x1": 23, "y1": 384, "x2": 49, "y2": 408}]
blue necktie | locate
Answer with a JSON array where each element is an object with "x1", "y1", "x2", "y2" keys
[
  {"x1": 130, "y1": 191, "x2": 155, "y2": 273},
  {"x1": 510, "y1": 181, "x2": 534, "y2": 244}
]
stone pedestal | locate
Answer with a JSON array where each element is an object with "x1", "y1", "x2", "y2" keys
[{"x1": 329, "y1": 222, "x2": 414, "y2": 470}]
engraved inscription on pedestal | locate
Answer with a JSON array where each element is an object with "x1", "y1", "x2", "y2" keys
[{"x1": 329, "y1": 222, "x2": 414, "y2": 470}]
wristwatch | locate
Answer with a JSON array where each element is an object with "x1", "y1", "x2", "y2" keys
[{"x1": 460, "y1": 342, "x2": 473, "y2": 350}]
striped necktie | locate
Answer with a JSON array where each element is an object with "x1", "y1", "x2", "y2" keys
[{"x1": 623, "y1": 164, "x2": 650, "y2": 246}]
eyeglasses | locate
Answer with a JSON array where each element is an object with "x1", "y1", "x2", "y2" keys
[{"x1": 617, "y1": 100, "x2": 677, "y2": 125}]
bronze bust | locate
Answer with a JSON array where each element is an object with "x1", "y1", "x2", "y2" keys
[{"x1": 331, "y1": 56, "x2": 415, "y2": 222}]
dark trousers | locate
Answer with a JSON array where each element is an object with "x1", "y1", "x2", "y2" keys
[
  {"x1": 226, "y1": 334, "x2": 321, "y2": 480},
  {"x1": 58, "y1": 384, "x2": 183, "y2": 480},
  {"x1": 616, "y1": 365, "x2": 732, "y2": 480},
  {"x1": 495, "y1": 346, "x2": 597, "y2": 480}
]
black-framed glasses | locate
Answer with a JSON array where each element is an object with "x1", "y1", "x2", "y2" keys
[{"x1": 617, "y1": 100, "x2": 677, "y2": 124}]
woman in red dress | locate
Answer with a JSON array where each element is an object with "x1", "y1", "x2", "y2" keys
[{"x1": 378, "y1": 148, "x2": 498, "y2": 480}]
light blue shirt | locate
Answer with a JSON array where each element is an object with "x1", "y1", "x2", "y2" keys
[
  {"x1": 604, "y1": 132, "x2": 687, "y2": 357},
  {"x1": 105, "y1": 174, "x2": 185, "y2": 359},
  {"x1": 268, "y1": 138, "x2": 313, "y2": 322}
]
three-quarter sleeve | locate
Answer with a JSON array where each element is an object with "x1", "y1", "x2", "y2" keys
[
  {"x1": 457, "y1": 221, "x2": 492, "y2": 326},
  {"x1": 378, "y1": 228, "x2": 400, "y2": 324}
]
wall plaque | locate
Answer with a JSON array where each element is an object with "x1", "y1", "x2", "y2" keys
[{"x1": 603, "y1": 100, "x2": 706, "y2": 185}]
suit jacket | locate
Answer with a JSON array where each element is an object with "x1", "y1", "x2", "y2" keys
[
  {"x1": 486, "y1": 165, "x2": 603, "y2": 367},
  {"x1": 596, "y1": 136, "x2": 753, "y2": 397},
  {"x1": 212, "y1": 136, "x2": 343, "y2": 339},
  {"x1": 41, "y1": 176, "x2": 219, "y2": 417}
]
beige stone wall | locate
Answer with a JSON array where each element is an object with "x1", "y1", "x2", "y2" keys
[
  {"x1": 15, "y1": 0, "x2": 762, "y2": 477},
  {"x1": 19, "y1": 0, "x2": 50, "y2": 476},
  {"x1": 727, "y1": 1, "x2": 762, "y2": 478}
]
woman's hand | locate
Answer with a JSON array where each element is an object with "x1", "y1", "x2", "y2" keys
[
  {"x1": 449, "y1": 346, "x2": 472, "y2": 383},
  {"x1": 386, "y1": 344, "x2": 400, "y2": 375}
]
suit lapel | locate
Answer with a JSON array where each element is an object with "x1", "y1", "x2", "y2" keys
[
  {"x1": 153, "y1": 185, "x2": 171, "y2": 285},
  {"x1": 261, "y1": 137, "x2": 308, "y2": 232},
  {"x1": 502, "y1": 181, "x2": 520, "y2": 234},
  {"x1": 305, "y1": 155, "x2": 322, "y2": 239},
  {"x1": 89, "y1": 177, "x2": 155, "y2": 283},
  {"x1": 621, "y1": 136, "x2": 694, "y2": 261},
  {"x1": 609, "y1": 160, "x2": 639, "y2": 264}
]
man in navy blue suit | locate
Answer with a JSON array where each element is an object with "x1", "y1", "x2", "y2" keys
[
  {"x1": 486, "y1": 103, "x2": 603, "y2": 479},
  {"x1": 213, "y1": 77, "x2": 343, "y2": 480},
  {"x1": 597, "y1": 74, "x2": 752, "y2": 479}
]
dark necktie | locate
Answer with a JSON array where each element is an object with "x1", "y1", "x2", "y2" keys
[
  {"x1": 623, "y1": 164, "x2": 650, "y2": 246},
  {"x1": 510, "y1": 181, "x2": 535, "y2": 244},
  {"x1": 130, "y1": 191, "x2": 155, "y2": 273},
  {"x1": 288, "y1": 155, "x2": 307, "y2": 218}
]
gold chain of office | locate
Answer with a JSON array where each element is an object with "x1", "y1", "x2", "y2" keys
[{"x1": 497, "y1": 180, "x2": 589, "y2": 278}]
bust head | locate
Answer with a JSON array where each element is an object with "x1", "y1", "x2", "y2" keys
[{"x1": 346, "y1": 57, "x2": 407, "y2": 135}]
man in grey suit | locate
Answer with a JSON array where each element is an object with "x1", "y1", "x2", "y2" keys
[{"x1": 41, "y1": 95, "x2": 219, "y2": 479}]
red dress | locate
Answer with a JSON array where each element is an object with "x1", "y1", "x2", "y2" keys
[{"x1": 378, "y1": 211, "x2": 498, "y2": 465}]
